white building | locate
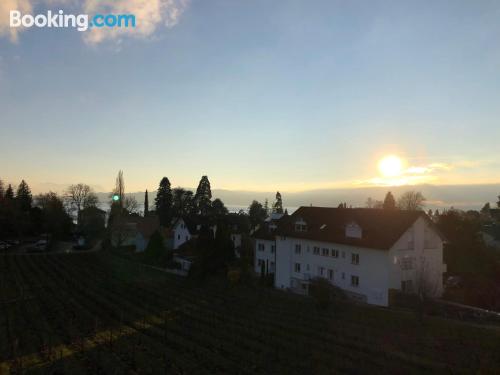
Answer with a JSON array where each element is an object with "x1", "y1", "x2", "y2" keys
[
  {"x1": 172, "y1": 218, "x2": 192, "y2": 250},
  {"x1": 171, "y1": 217, "x2": 217, "y2": 250},
  {"x1": 253, "y1": 214, "x2": 284, "y2": 275},
  {"x1": 255, "y1": 207, "x2": 446, "y2": 306}
]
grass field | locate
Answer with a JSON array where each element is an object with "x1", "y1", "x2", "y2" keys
[{"x1": 1, "y1": 252, "x2": 499, "y2": 374}]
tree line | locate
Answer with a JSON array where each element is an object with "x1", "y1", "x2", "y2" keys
[{"x1": 0, "y1": 178, "x2": 104, "y2": 242}]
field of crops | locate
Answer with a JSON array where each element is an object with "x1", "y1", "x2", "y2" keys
[{"x1": 1, "y1": 252, "x2": 499, "y2": 374}]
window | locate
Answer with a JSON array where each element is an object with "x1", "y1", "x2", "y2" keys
[
  {"x1": 294, "y1": 218, "x2": 307, "y2": 232},
  {"x1": 342, "y1": 272, "x2": 345, "y2": 280},
  {"x1": 328, "y1": 269, "x2": 334, "y2": 280},
  {"x1": 345, "y1": 222, "x2": 362, "y2": 239},
  {"x1": 295, "y1": 224, "x2": 307, "y2": 232},
  {"x1": 351, "y1": 253, "x2": 359, "y2": 265},
  {"x1": 258, "y1": 243, "x2": 265, "y2": 251},
  {"x1": 257, "y1": 259, "x2": 264, "y2": 267},
  {"x1": 177, "y1": 235, "x2": 180, "y2": 240},
  {"x1": 331, "y1": 249, "x2": 339, "y2": 258},
  {"x1": 271, "y1": 244, "x2": 276, "y2": 253},
  {"x1": 401, "y1": 256, "x2": 414, "y2": 270},
  {"x1": 322, "y1": 248, "x2": 329, "y2": 256},
  {"x1": 318, "y1": 267, "x2": 325, "y2": 276},
  {"x1": 306, "y1": 264, "x2": 310, "y2": 271},
  {"x1": 294, "y1": 263, "x2": 301, "y2": 273},
  {"x1": 313, "y1": 246, "x2": 320, "y2": 255},
  {"x1": 270, "y1": 262, "x2": 275, "y2": 272},
  {"x1": 295, "y1": 244, "x2": 301, "y2": 254},
  {"x1": 185, "y1": 236, "x2": 188, "y2": 241},
  {"x1": 351, "y1": 275, "x2": 359, "y2": 287},
  {"x1": 401, "y1": 280, "x2": 413, "y2": 293}
]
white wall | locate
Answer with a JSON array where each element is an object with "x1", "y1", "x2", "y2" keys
[
  {"x1": 276, "y1": 236, "x2": 390, "y2": 305},
  {"x1": 254, "y1": 239, "x2": 276, "y2": 275},
  {"x1": 388, "y1": 217, "x2": 445, "y2": 298},
  {"x1": 232, "y1": 233, "x2": 242, "y2": 258},
  {"x1": 173, "y1": 219, "x2": 191, "y2": 250}
]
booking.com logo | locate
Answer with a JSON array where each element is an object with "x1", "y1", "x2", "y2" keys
[{"x1": 10, "y1": 10, "x2": 136, "y2": 32}]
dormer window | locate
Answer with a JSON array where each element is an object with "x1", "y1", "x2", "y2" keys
[
  {"x1": 345, "y1": 222, "x2": 362, "y2": 239},
  {"x1": 269, "y1": 223, "x2": 277, "y2": 232},
  {"x1": 295, "y1": 218, "x2": 307, "y2": 232}
]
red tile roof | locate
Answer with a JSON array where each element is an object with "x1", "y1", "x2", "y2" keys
[{"x1": 136, "y1": 215, "x2": 160, "y2": 239}]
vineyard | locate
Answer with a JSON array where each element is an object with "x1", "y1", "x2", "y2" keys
[{"x1": 1, "y1": 252, "x2": 499, "y2": 374}]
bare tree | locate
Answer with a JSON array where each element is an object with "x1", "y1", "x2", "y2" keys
[
  {"x1": 124, "y1": 195, "x2": 139, "y2": 214},
  {"x1": 397, "y1": 191, "x2": 425, "y2": 211},
  {"x1": 65, "y1": 183, "x2": 99, "y2": 223},
  {"x1": 414, "y1": 257, "x2": 439, "y2": 322},
  {"x1": 366, "y1": 197, "x2": 383, "y2": 209}
]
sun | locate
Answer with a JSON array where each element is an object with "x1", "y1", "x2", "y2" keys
[{"x1": 378, "y1": 155, "x2": 404, "y2": 177}]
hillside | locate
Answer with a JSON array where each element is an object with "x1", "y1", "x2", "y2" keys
[
  {"x1": 92, "y1": 183, "x2": 500, "y2": 213},
  {"x1": 1, "y1": 253, "x2": 499, "y2": 374}
]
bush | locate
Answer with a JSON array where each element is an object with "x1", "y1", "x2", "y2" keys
[
  {"x1": 309, "y1": 278, "x2": 343, "y2": 310},
  {"x1": 227, "y1": 269, "x2": 241, "y2": 285}
]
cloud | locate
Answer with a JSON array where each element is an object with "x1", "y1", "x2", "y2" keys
[
  {"x1": 83, "y1": 0, "x2": 189, "y2": 45},
  {"x1": 0, "y1": 0, "x2": 32, "y2": 42},
  {"x1": 0, "y1": 0, "x2": 188, "y2": 45},
  {"x1": 358, "y1": 160, "x2": 482, "y2": 187}
]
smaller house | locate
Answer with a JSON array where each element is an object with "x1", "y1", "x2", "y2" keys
[
  {"x1": 135, "y1": 215, "x2": 160, "y2": 252},
  {"x1": 171, "y1": 216, "x2": 217, "y2": 250},
  {"x1": 110, "y1": 215, "x2": 142, "y2": 248},
  {"x1": 223, "y1": 213, "x2": 249, "y2": 258},
  {"x1": 252, "y1": 213, "x2": 285, "y2": 276}
]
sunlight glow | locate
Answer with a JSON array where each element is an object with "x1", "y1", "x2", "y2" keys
[{"x1": 378, "y1": 155, "x2": 404, "y2": 177}]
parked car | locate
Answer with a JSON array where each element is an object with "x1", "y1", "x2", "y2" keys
[{"x1": 0, "y1": 241, "x2": 12, "y2": 251}]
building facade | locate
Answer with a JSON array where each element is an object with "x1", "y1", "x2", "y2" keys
[{"x1": 255, "y1": 207, "x2": 446, "y2": 306}]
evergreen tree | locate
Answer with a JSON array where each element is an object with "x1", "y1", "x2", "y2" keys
[
  {"x1": 194, "y1": 175, "x2": 212, "y2": 216},
  {"x1": 5, "y1": 184, "x2": 14, "y2": 200},
  {"x1": 16, "y1": 180, "x2": 32, "y2": 211},
  {"x1": 35, "y1": 192, "x2": 72, "y2": 239},
  {"x1": 0, "y1": 179, "x2": 4, "y2": 199},
  {"x1": 172, "y1": 187, "x2": 194, "y2": 217},
  {"x1": 144, "y1": 189, "x2": 149, "y2": 216},
  {"x1": 248, "y1": 200, "x2": 267, "y2": 228},
  {"x1": 481, "y1": 202, "x2": 491, "y2": 215},
  {"x1": 272, "y1": 191, "x2": 284, "y2": 214},
  {"x1": 383, "y1": 191, "x2": 396, "y2": 210},
  {"x1": 211, "y1": 198, "x2": 228, "y2": 217},
  {"x1": 155, "y1": 177, "x2": 172, "y2": 226},
  {"x1": 263, "y1": 199, "x2": 269, "y2": 216},
  {"x1": 497, "y1": 195, "x2": 500, "y2": 208}
]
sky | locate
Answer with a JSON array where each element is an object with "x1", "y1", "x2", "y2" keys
[{"x1": 1, "y1": 0, "x2": 500, "y2": 194}]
